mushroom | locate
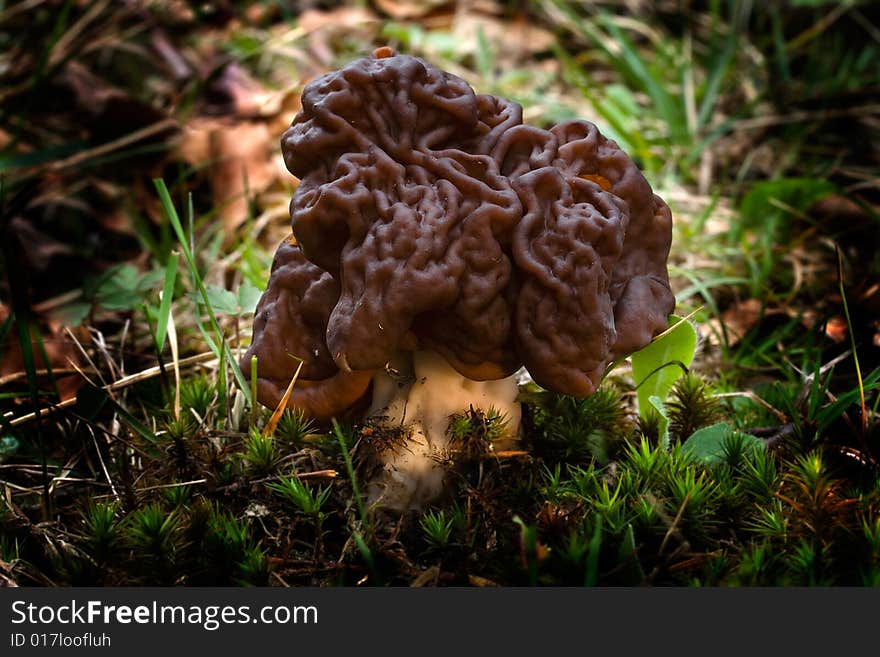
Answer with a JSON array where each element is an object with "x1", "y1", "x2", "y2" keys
[{"x1": 243, "y1": 49, "x2": 674, "y2": 510}]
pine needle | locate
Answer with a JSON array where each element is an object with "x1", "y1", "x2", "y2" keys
[{"x1": 263, "y1": 360, "x2": 303, "y2": 437}]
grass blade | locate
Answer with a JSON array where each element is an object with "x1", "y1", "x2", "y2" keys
[
  {"x1": 333, "y1": 419, "x2": 369, "y2": 536},
  {"x1": 836, "y1": 246, "x2": 867, "y2": 439},
  {"x1": 152, "y1": 179, "x2": 252, "y2": 408},
  {"x1": 153, "y1": 251, "x2": 179, "y2": 353}
]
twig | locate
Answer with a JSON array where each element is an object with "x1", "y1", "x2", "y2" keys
[
  {"x1": 658, "y1": 491, "x2": 690, "y2": 557},
  {"x1": 0, "y1": 369, "x2": 86, "y2": 387},
  {"x1": 64, "y1": 327, "x2": 107, "y2": 388},
  {"x1": 713, "y1": 391, "x2": 788, "y2": 423},
  {"x1": 135, "y1": 479, "x2": 208, "y2": 493},
  {"x1": 88, "y1": 425, "x2": 119, "y2": 501},
  {"x1": 5, "y1": 352, "x2": 217, "y2": 427},
  {"x1": 44, "y1": 118, "x2": 178, "y2": 173}
]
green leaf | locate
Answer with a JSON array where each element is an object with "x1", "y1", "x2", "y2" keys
[
  {"x1": 682, "y1": 422, "x2": 764, "y2": 465},
  {"x1": 631, "y1": 315, "x2": 698, "y2": 422},
  {"x1": 196, "y1": 282, "x2": 261, "y2": 316},
  {"x1": 153, "y1": 179, "x2": 252, "y2": 407},
  {"x1": 47, "y1": 301, "x2": 91, "y2": 327},
  {"x1": 153, "y1": 251, "x2": 179, "y2": 353},
  {"x1": 237, "y1": 282, "x2": 262, "y2": 315},
  {"x1": 92, "y1": 265, "x2": 164, "y2": 311},
  {"x1": 649, "y1": 395, "x2": 671, "y2": 451},
  {"x1": 199, "y1": 284, "x2": 239, "y2": 315}
]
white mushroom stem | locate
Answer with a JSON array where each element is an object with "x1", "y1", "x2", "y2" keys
[{"x1": 365, "y1": 350, "x2": 522, "y2": 511}]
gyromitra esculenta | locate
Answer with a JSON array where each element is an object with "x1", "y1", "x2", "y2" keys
[{"x1": 243, "y1": 48, "x2": 674, "y2": 510}]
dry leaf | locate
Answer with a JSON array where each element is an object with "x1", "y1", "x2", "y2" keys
[
  {"x1": 0, "y1": 304, "x2": 85, "y2": 403},
  {"x1": 704, "y1": 298, "x2": 767, "y2": 348},
  {"x1": 373, "y1": 0, "x2": 451, "y2": 20},
  {"x1": 453, "y1": 12, "x2": 556, "y2": 62},
  {"x1": 202, "y1": 63, "x2": 277, "y2": 118},
  {"x1": 177, "y1": 118, "x2": 278, "y2": 233},
  {"x1": 297, "y1": 7, "x2": 380, "y2": 66},
  {"x1": 56, "y1": 61, "x2": 174, "y2": 144}
]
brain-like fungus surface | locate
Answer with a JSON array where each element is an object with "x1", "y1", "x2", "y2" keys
[{"x1": 243, "y1": 49, "x2": 674, "y2": 509}]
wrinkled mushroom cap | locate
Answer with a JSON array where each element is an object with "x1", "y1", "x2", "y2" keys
[{"x1": 243, "y1": 50, "x2": 674, "y2": 417}]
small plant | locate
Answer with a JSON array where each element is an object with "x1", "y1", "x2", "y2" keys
[
  {"x1": 590, "y1": 479, "x2": 630, "y2": 535},
  {"x1": 79, "y1": 501, "x2": 121, "y2": 563},
  {"x1": 162, "y1": 484, "x2": 193, "y2": 509},
  {"x1": 236, "y1": 546, "x2": 271, "y2": 587},
  {"x1": 124, "y1": 504, "x2": 181, "y2": 580},
  {"x1": 665, "y1": 468, "x2": 719, "y2": 539},
  {"x1": 241, "y1": 428, "x2": 279, "y2": 477},
  {"x1": 187, "y1": 504, "x2": 267, "y2": 585},
  {"x1": 266, "y1": 473, "x2": 331, "y2": 518},
  {"x1": 179, "y1": 374, "x2": 216, "y2": 422},
  {"x1": 163, "y1": 416, "x2": 196, "y2": 443},
  {"x1": 275, "y1": 408, "x2": 315, "y2": 445},
  {"x1": 161, "y1": 415, "x2": 196, "y2": 474},
  {"x1": 741, "y1": 448, "x2": 780, "y2": 502},
  {"x1": 632, "y1": 494, "x2": 663, "y2": 533},
  {"x1": 623, "y1": 438, "x2": 669, "y2": 491},
  {"x1": 530, "y1": 386, "x2": 631, "y2": 463},
  {"x1": 420, "y1": 509, "x2": 456, "y2": 551},
  {"x1": 859, "y1": 516, "x2": 880, "y2": 586},
  {"x1": 209, "y1": 511, "x2": 251, "y2": 555},
  {"x1": 719, "y1": 431, "x2": 763, "y2": 471},
  {"x1": 667, "y1": 374, "x2": 723, "y2": 443},
  {"x1": 732, "y1": 541, "x2": 775, "y2": 586},
  {"x1": 513, "y1": 515, "x2": 548, "y2": 586},
  {"x1": 567, "y1": 463, "x2": 601, "y2": 500},
  {"x1": 447, "y1": 412, "x2": 476, "y2": 443},
  {"x1": 540, "y1": 464, "x2": 567, "y2": 502},
  {"x1": 204, "y1": 511, "x2": 250, "y2": 568},
  {"x1": 786, "y1": 539, "x2": 833, "y2": 586},
  {"x1": 778, "y1": 452, "x2": 857, "y2": 545},
  {"x1": 748, "y1": 499, "x2": 789, "y2": 541},
  {"x1": 556, "y1": 530, "x2": 591, "y2": 575},
  {"x1": 446, "y1": 405, "x2": 511, "y2": 461}
]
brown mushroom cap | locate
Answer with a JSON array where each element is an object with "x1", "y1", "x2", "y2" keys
[
  {"x1": 242, "y1": 236, "x2": 371, "y2": 418},
  {"x1": 244, "y1": 51, "x2": 674, "y2": 414}
]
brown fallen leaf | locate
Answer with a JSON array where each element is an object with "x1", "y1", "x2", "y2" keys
[
  {"x1": 177, "y1": 118, "x2": 278, "y2": 234},
  {"x1": 373, "y1": 0, "x2": 451, "y2": 20},
  {"x1": 297, "y1": 7, "x2": 380, "y2": 66},
  {"x1": 201, "y1": 62, "x2": 278, "y2": 119},
  {"x1": 0, "y1": 304, "x2": 86, "y2": 404},
  {"x1": 55, "y1": 61, "x2": 175, "y2": 146},
  {"x1": 717, "y1": 298, "x2": 764, "y2": 346},
  {"x1": 453, "y1": 12, "x2": 556, "y2": 63}
]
